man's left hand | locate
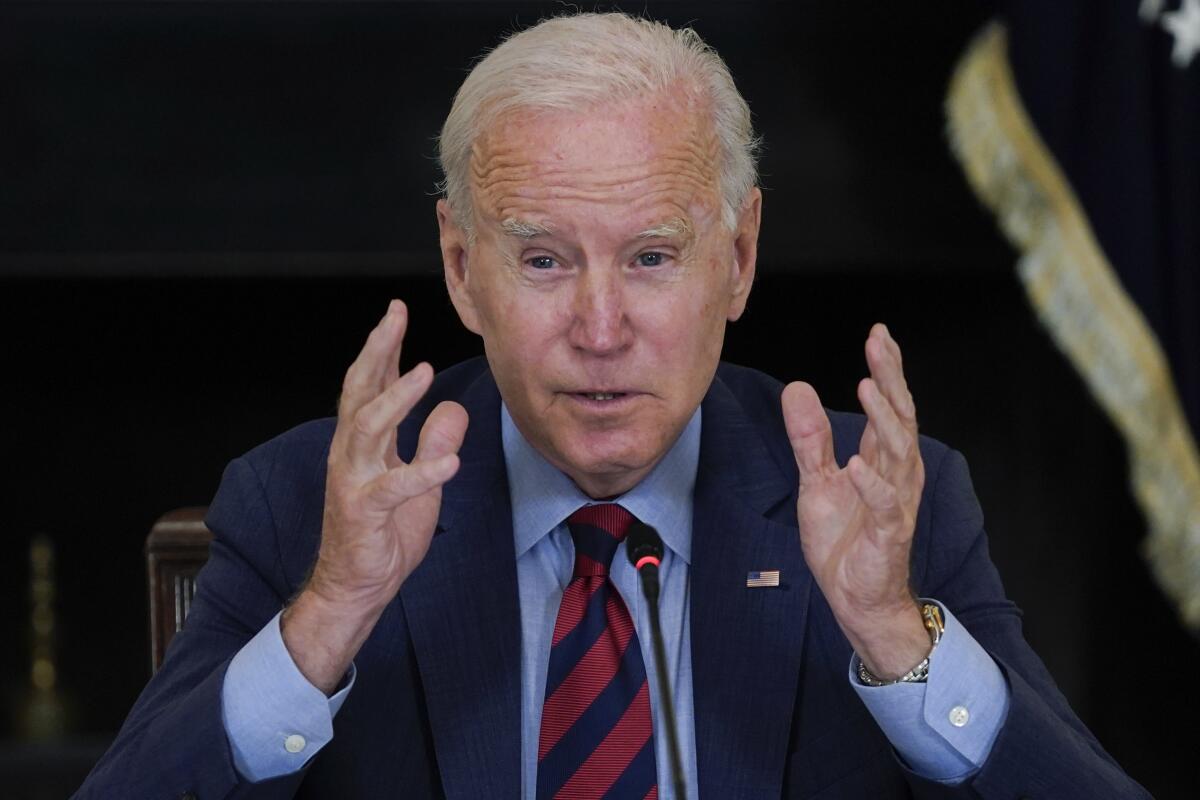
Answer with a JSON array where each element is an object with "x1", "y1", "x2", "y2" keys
[{"x1": 781, "y1": 323, "x2": 930, "y2": 680}]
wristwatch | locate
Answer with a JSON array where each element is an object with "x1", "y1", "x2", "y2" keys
[{"x1": 856, "y1": 602, "x2": 944, "y2": 687}]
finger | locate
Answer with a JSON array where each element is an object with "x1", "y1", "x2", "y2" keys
[
  {"x1": 860, "y1": 420, "x2": 880, "y2": 468},
  {"x1": 414, "y1": 401, "x2": 469, "y2": 462},
  {"x1": 865, "y1": 323, "x2": 916, "y2": 428},
  {"x1": 782, "y1": 381, "x2": 837, "y2": 480},
  {"x1": 362, "y1": 453, "x2": 460, "y2": 511},
  {"x1": 857, "y1": 377, "x2": 913, "y2": 474},
  {"x1": 345, "y1": 362, "x2": 433, "y2": 467},
  {"x1": 368, "y1": 298, "x2": 407, "y2": 390},
  {"x1": 875, "y1": 321, "x2": 904, "y2": 370},
  {"x1": 338, "y1": 300, "x2": 409, "y2": 423},
  {"x1": 846, "y1": 455, "x2": 909, "y2": 545},
  {"x1": 382, "y1": 398, "x2": 467, "y2": 472}
]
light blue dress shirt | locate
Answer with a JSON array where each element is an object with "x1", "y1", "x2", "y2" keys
[
  {"x1": 504, "y1": 405, "x2": 700, "y2": 799},
  {"x1": 222, "y1": 402, "x2": 1010, "y2": 791}
]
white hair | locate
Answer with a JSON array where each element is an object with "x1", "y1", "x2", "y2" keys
[{"x1": 437, "y1": 12, "x2": 760, "y2": 234}]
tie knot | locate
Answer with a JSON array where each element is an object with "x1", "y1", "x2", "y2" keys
[{"x1": 565, "y1": 503, "x2": 635, "y2": 577}]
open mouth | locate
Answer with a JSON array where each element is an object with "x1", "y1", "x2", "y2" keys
[{"x1": 578, "y1": 392, "x2": 626, "y2": 401}]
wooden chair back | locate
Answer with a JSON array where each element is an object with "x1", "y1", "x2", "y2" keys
[{"x1": 145, "y1": 507, "x2": 212, "y2": 673}]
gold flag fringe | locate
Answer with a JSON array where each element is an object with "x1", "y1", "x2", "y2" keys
[{"x1": 946, "y1": 22, "x2": 1200, "y2": 628}]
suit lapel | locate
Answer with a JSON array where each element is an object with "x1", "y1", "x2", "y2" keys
[
  {"x1": 691, "y1": 375, "x2": 812, "y2": 797},
  {"x1": 399, "y1": 371, "x2": 523, "y2": 799}
]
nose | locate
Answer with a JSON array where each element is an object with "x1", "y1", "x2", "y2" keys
[{"x1": 567, "y1": 267, "x2": 631, "y2": 355}]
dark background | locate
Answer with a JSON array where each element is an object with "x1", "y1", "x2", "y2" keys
[{"x1": 1, "y1": 2, "x2": 1194, "y2": 797}]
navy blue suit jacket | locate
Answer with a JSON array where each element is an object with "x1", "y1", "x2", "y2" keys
[{"x1": 77, "y1": 359, "x2": 1148, "y2": 799}]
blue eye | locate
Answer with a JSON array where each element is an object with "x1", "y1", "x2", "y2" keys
[
  {"x1": 636, "y1": 252, "x2": 666, "y2": 267},
  {"x1": 527, "y1": 255, "x2": 557, "y2": 270}
]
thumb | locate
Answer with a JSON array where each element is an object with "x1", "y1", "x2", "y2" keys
[{"x1": 414, "y1": 401, "x2": 469, "y2": 462}]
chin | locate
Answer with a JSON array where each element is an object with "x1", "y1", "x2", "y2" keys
[{"x1": 555, "y1": 431, "x2": 662, "y2": 494}]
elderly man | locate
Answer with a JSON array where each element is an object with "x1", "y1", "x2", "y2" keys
[{"x1": 78, "y1": 12, "x2": 1146, "y2": 800}]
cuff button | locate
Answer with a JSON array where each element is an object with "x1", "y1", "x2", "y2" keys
[
  {"x1": 948, "y1": 705, "x2": 970, "y2": 727},
  {"x1": 284, "y1": 734, "x2": 307, "y2": 753}
]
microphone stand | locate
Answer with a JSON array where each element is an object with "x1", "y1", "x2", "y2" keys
[{"x1": 636, "y1": 561, "x2": 687, "y2": 800}]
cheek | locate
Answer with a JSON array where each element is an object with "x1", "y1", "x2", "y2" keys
[
  {"x1": 658, "y1": 263, "x2": 730, "y2": 352},
  {"x1": 634, "y1": 300, "x2": 721, "y2": 382},
  {"x1": 476, "y1": 281, "x2": 567, "y2": 366}
]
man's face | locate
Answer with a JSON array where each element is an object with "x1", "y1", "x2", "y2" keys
[{"x1": 438, "y1": 91, "x2": 760, "y2": 498}]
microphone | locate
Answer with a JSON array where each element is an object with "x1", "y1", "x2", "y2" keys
[
  {"x1": 627, "y1": 520, "x2": 665, "y2": 600},
  {"x1": 626, "y1": 521, "x2": 686, "y2": 800}
]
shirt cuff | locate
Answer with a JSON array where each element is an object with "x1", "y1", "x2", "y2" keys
[
  {"x1": 221, "y1": 610, "x2": 356, "y2": 781},
  {"x1": 848, "y1": 600, "x2": 1010, "y2": 783}
]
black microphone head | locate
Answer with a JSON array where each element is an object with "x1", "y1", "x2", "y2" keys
[{"x1": 626, "y1": 520, "x2": 664, "y2": 568}]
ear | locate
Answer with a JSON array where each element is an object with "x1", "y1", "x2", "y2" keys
[
  {"x1": 726, "y1": 187, "x2": 761, "y2": 322},
  {"x1": 437, "y1": 198, "x2": 482, "y2": 335}
]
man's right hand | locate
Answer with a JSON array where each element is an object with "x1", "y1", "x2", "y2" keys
[{"x1": 281, "y1": 300, "x2": 469, "y2": 694}]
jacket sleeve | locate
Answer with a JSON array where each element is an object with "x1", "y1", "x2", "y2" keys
[
  {"x1": 74, "y1": 454, "x2": 314, "y2": 800},
  {"x1": 901, "y1": 446, "x2": 1151, "y2": 800}
]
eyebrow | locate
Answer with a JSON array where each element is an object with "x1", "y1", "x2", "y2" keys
[
  {"x1": 636, "y1": 217, "x2": 693, "y2": 240},
  {"x1": 500, "y1": 217, "x2": 554, "y2": 239},
  {"x1": 498, "y1": 215, "x2": 694, "y2": 241}
]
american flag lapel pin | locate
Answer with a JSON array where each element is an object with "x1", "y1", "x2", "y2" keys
[{"x1": 746, "y1": 570, "x2": 780, "y2": 588}]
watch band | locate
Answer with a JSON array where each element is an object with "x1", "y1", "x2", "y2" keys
[{"x1": 856, "y1": 603, "x2": 944, "y2": 687}]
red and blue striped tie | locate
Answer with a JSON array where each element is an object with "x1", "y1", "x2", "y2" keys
[{"x1": 536, "y1": 503, "x2": 658, "y2": 800}]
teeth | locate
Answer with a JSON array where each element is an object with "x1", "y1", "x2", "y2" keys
[{"x1": 585, "y1": 392, "x2": 617, "y2": 401}]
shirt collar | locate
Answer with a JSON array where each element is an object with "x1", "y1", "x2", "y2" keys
[{"x1": 502, "y1": 403, "x2": 700, "y2": 564}]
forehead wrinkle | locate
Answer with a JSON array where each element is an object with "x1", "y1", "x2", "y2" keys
[
  {"x1": 471, "y1": 138, "x2": 722, "y2": 203},
  {"x1": 470, "y1": 111, "x2": 724, "y2": 228},
  {"x1": 470, "y1": 88, "x2": 721, "y2": 167},
  {"x1": 490, "y1": 138, "x2": 720, "y2": 181},
  {"x1": 479, "y1": 156, "x2": 713, "y2": 192},
  {"x1": 485, "y1": 169, "x2": 718, "y2": 210},
  {"x1": 491, "y1": 186, "x2": 710, "y2": 245}
]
